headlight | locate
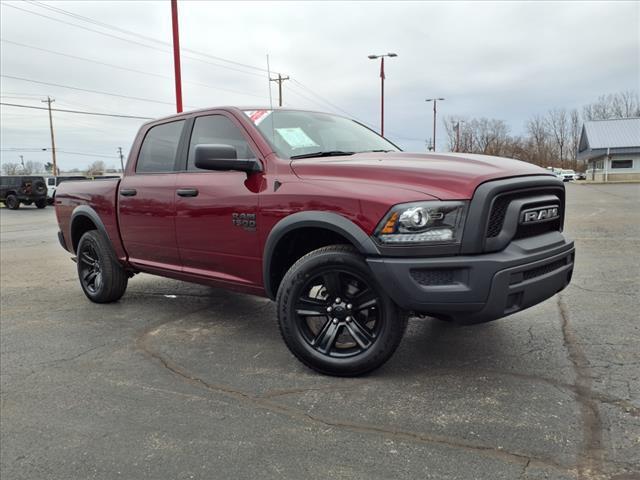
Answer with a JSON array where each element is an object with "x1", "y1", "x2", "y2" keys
[{"x1": 375, "y1": 201, "x2": 467, "y2": 244}]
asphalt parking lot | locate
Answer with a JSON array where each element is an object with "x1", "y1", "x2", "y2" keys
[{"x1": 1, "y1": 183, "x2": 639, "y2": 480}]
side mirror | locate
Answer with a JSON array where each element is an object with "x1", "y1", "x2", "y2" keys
[{"x1": 194, "y1": 144, "x2": 262, "y2": 173}]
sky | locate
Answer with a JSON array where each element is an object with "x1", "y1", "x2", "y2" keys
[{"x1": 0, "y1": 0, "x2": 638, "y2": 171}]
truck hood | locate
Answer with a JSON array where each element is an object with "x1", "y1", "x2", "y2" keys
[{"x1": 290, "y1": 152, "x2": 554, "y2": 199}]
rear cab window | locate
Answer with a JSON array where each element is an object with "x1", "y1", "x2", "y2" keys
[{"x1": 136, "y1": 120, "x2": 185, "y2": 173}]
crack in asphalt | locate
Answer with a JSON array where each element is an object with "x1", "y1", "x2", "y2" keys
[
  {"x1": 569, "y1": 283, "x2": 636, "y2": 297},
  {"x1": 131, "y1": 301, "x2": 639, "y2": 478},
  {"x1": 519, "y1": 458, "x2": 531, "y2": 479},
  {"x1": 135, "y1": 320, "x2": 572, "y2": 475},
  {"x1": 558, "y1": 295, "x2": 606, "y2": 480}
]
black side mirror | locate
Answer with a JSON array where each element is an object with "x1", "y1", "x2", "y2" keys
[{"x1": 194, "y1": 144, "x2": 262, "y2": 173}]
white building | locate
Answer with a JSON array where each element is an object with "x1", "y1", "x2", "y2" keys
[{"x1": 577, "y1": 117, "x2": 640, "y2": 182}]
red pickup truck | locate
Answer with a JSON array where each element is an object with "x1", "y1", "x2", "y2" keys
[{"x1": 55, "y1": 107, "x2": 575, "y2": 376}]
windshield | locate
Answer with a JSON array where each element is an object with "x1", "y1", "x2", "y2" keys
[{"x1": 244, "y1": 109, "x2": 400, "y2": 159}]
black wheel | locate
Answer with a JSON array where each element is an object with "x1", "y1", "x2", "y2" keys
[
  {"x1": 77, "y1": 230, "x2": 128, "y2": 303},
  {"x1": 5, "y1": 194, "x2": 20, "y2": 210},
  {"x1": 35, "y1": 198, "x2": 47, "y2": 209},
  {"x1": 277, "y1": 245, "x2": 406, "y2": 376}
]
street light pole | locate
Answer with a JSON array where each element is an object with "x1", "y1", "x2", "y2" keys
[
  {"x1": 368, "y1": 52, "x2": 397, "y2": 137},
  {"x1": 425, "y1": 97, "x2": 445, "y2": 152}
]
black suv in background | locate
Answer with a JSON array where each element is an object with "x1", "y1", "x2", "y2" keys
[{"x1": 0, "y1": 176, "x2": 48, "y2": 209}]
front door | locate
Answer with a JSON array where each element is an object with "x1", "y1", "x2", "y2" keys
[
  {"x1": 174, "y1": 113, "x2": 263, "y2": 287},
  {"x1": 118, "y1": 119, "x2": 185, "y2": 270}
]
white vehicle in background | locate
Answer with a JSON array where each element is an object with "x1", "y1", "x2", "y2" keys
[
  {"x1": 45, "y1": 175, "x2": 87, "y2": 203},
  {"x1": 545, "y1": 167, "x2": 574, "y2": 182},
  {"x1": 560, "y1": 169, "x2": 575, "y2": 182}
]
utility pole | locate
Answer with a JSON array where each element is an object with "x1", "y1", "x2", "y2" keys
[
  {"x1": 42, "y1": 96, "x2": 57, "y2": 175},
  {"x1": 425, "y1": 97, "x2": 445, "y2": 152},
  {"x1": 117, "y1": 147, "x2": 125, "y2": 172},
  {"x1": 269, "y1": 73, "x2": 290, "y2": 107},
  {"x1": 367, "y1": 53, "x2": 398, "y2": 137},
  {"x1": 171, "y1": 0, "x2": 183, "y2": 113}
]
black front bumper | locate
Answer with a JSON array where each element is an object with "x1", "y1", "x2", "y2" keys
[{"x1": 367, "y1": 232, "x2": 575, "y2": 324}]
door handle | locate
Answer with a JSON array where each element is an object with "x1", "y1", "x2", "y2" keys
[
  {"x1": 177, "y1": 188, "x2": 199, "y2": 197},
  {"x1": 120, "y1": 188, "x2": 137, "y2": 197}
]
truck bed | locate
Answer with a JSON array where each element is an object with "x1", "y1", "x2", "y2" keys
[{"x1": 55, "y1": 178, "x2": 125, "y2": 259}]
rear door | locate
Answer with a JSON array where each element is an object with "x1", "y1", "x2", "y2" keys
[
  {"x1": 118, "y1": 119, "x2": 185, "y2": 270},
  {"x1": 174, "y1": 113, "x2": 263, "y2": 286}
]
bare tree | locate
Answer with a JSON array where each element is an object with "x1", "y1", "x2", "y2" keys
[
  {"x1": 86, "y1": 161, "x2": 106, "y2": 177},
  {"x1": 568, "y1": 109, "x2": 581, "y2": 170},
  {"x1": 583, "y1": 91, "x2": 640, "y2": 120},
  {"x1": 21, "y1": 161, "x2": 45, "y2": 175},
  {"x1": 613, "y1": 90, "x2": 640, "y2": 117},
  {"x1": 1, "y1": 162, "x2": 21, "y2": 175},
  {"x1": 546, "y1": 108, "x2": 569, "y2": 168},
  {"x1": 442, "y1": 116, "x2": 464, "y2": 151}
]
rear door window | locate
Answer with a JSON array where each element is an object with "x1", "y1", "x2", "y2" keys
[{"x1": 136, "y1": 120, "x2": 185, "y2": 173}]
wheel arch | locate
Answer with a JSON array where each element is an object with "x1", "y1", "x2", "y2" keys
[
  {"x1": 263, "y1": 212, "x2": 379, "y2": 300},
  {"x1": 70, "y1": 205, "x2": 116, "y2": 256}
]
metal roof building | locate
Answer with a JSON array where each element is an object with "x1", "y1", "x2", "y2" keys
[{"x1": 578, "y1": 117, "x2": 640, "y2": 181}]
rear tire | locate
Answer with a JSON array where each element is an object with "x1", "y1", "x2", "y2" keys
[
  {"x1": 276, "y1": 245, "x2": 406, "y2": 376},
  {"x1": 5, "y1": 195, "x2": 20, "y2": 210},
  {"x1": 35, "y1": 199, "x2": 47, "y2": 209},
  {"x1": 77, "y1": 230, "x2": 128, "y2": 303}
]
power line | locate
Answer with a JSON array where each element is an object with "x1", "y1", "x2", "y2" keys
[
  {"x1": 25, "y1": 0, "x2": 273, "y2": 74},
  {"x1": 2, "y1": 2, "x2": 270, "y2": 79},
  {"x1": 288, "y1": 79, "x2": 424, "y2": 142},
  {"x1": 0, "y1": 39, "x2": 268, "y2": 99},
  {"x1": 1, "y1": 74, "x2": 194, "y2": 108},
  {"x1": 0, "y1": 102, "x2": 153, "y2": 120},
  {"x1": 1, "y1": 148, "x2": 119, "y2": 159}
]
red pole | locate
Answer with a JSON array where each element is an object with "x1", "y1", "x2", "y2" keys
[
  {"x1": 171, "y1": 0, "x2": 183, "y2": 113},
  {"x1": 380, "y1": 57, "x2": 385, "y2": 137}
]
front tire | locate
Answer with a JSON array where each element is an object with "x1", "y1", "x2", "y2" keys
[
  {"x1": 5, "y1": 194, "x2": 20, "y2": 210},
  {"x1": 276, "y1": 245, "x2": 406, "y2": 376},
  {"x1": 77, "y1": 230, "x2": 128, "y2": 303}
]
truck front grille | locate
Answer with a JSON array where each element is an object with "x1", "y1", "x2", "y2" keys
[
  {"x1": 485, "y1": 187, "x2": 564, "y2": 243},
  {"x1": 486, "y1": 196, "x2": 510, "y2": 237}
]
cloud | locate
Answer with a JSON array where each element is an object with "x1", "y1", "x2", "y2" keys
[{"x1": 1, "y1": 0, "x2": 638, "y2": 169}]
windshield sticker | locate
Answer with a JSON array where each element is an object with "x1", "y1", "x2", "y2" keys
[
  {"x1": 244, "y1": 110, "x2": 272, "y2": 126},
  {"x1": 275, "y1": 127, "x2": 319, "y2": 149}
]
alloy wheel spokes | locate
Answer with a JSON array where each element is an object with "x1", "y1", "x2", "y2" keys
[
  {"x1": 345, "y1": 318, "x2": 374, "y2": 349},
  {"x1": 313, "y1": 318, "x2": 341, "y2": 353},
  {"x1": 295, "y1": 296, "x2": 328, "y2": 317},
  {"x1": 321, "y1": 271, "x2": 342, "y2": 299},
  {"x1": 296, "y1": 268, "x2": 382, "y2": 358},
  {"x1": 81, "y1": 251, "x2": 98, "y2": 267},
  {"x1": 80, "y1": 245, "x2": 101, "y2": 293},
  {"x1": 352, "y1": 289, "x2": 378, "y2": 311}
]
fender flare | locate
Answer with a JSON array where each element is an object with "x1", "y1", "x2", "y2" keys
[
  {"x1": 262, "y1": 211, "x2": 380, "y2": 299},
  {"x1": 70, "y1": 205, "x2": 117, "y2": 257}
]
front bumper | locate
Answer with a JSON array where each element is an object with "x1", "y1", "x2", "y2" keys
[{"x1": 367, "y1": 232, "x2": 575, "y2": 324}]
